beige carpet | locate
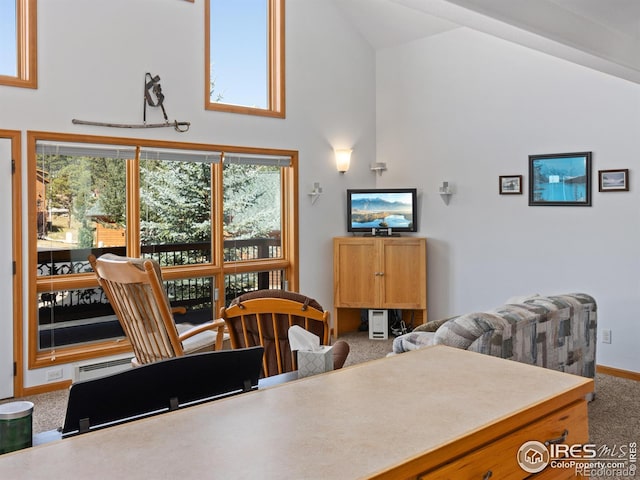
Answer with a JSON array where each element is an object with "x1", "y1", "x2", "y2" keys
[{"x1": 3, "y1": 331, "x2": 638, "y2": 459}]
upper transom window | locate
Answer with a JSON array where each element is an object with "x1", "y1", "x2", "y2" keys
[
  {"x1": 0, "y1": 0, "x2": 37, "y2": 88},
  {"x1": 205, "y1": 0, "x2": 284, "y2": 118}
]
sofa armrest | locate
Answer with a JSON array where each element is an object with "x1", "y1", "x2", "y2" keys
[
  {"x1": 412, "y1": 316, "x2": 459, "y2": 333},
  {"x1": 434, "y1": 312, "x2": 507, "y2": 353},
  {"x1": 392, "y1": 331, "x2": 435, "y2": 354},
  {"x1": 392, "y1": 314, "x2": 493, "y2": 354}
]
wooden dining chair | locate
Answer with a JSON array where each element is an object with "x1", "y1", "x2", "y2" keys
[
  {"x1": 88, "y1": 253, "x2": 226, "y2": 366},
  {"x1": 220, "y1": 289, "x2": 349, "y2": 377}
]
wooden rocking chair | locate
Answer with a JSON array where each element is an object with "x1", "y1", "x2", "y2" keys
[{"x1": 88, "y1": 253, "x2": 226, "y2": 366}]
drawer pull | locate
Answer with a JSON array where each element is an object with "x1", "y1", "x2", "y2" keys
[
  {"x1": 544, "y1": 429, "x2": 569, "y2": 446},
  {"x1": 482, "y1": 471, "x2": 492, "y2": 480}
]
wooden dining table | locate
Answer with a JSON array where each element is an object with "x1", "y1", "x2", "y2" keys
[{"x1": 0, "y1": 345, "x2": 593, "y2": 479}]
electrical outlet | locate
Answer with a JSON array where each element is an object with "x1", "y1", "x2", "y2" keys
[
  {"x1": 601, "y1": 329, "x2": 612, "y2": 344},
  {"x1": 46, "y1": 368, "x2": 63, "y2": 382}
]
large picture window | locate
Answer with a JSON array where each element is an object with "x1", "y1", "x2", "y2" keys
[
  {"x1": 29, "y1": 132, "x2": 298, "y2": 367},
  {"x1": 205, "y1": 0, "x2": 285, "y2": 117},
  {"x1": 0, "y1": 0, "x2": 37, "y2": 88}
]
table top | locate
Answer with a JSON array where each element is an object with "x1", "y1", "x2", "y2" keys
[{"x1": 0, "y1": 346, "x2": 593, "y2": 480}]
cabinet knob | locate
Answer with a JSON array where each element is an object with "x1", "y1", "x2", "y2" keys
[{"x1": 374, "y1": 272, "x2": 385, "y2": 276}]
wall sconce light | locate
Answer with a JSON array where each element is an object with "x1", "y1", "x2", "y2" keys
[
  {"x1": 370, "y1": 162, "x2": 387, "y2": 175},
  {"x1": 308, "y1": 182, "x2": 323, "y2": 205},
  {"x1": 439, "y1": 181, "x2": 454, "y2": 205},
  {"x1": 335, "y1": 149, "x2": 352, "y2": 173}
]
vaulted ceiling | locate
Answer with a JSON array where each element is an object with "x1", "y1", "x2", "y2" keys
[{"x1": 333, "y1": 0, "x2": 640, "y2": 84}]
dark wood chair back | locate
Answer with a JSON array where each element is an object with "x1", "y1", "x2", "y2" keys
[{"x1": 220, "y1": 290, "x2": 330, "y2": 377}]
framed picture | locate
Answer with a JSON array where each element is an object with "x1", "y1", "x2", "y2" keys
[
  {"x1": 499, "y1": 175, "x2": 523, "y2": 194},
  {"x1": 598, "y1": 169, "x2": 629, "y2": 192},
  {"x1": 529, "y1": 152, "x2": 592, "y2": 206}
]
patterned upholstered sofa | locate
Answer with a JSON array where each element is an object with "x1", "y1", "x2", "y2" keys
[{"x1": 392, "y1": 293, "x2": 597, "y2": 378}]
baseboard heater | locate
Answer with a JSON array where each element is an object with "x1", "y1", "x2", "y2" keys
[{"x1": 75, "y1": 357, "x2": 133, "y2": 382}]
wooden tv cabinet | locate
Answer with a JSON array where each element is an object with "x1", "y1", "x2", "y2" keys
[{"x1": 333, "y1": 236, "x2": 427, "y2": 336}]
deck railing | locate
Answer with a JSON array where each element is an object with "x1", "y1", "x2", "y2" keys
[
  {"x1": 37, "y1": 239, "x2": 281, "y2": 275},
  {"x1": 37, "y1": 239, "x2": 283, "y2": 349}
]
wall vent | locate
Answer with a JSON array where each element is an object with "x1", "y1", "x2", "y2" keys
[{"x1": 75, "y1": 357, "x2": 133, "y2": 382}]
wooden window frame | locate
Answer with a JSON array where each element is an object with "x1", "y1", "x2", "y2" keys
[
  {"x1": 28, "y1": 131, "x2": 298, "y2": 368},
  {"x1": 204, "y1": 0, "x2": 285, "y2": 118},
  {"x1": 0, "y1": 0, "x2": 37, "y2": 88}
]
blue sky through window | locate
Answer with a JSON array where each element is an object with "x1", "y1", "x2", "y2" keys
[
  {"x1": 210, "y1": 0, "x2": 268, "y2": 108},
  {"x1": 0, "y1": 0, "x2": 18, "y2": 77}
]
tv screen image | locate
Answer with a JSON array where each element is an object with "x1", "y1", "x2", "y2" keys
[{"x1": 347, "y1": 188, "x2": 417, "y2": 233}]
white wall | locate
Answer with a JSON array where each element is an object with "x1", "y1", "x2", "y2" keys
[
  {"x1": 0, "y1": 0, "x2": 377, "y2": 388},
  {"x1": 376, "y1": 27, "x2": 640, "y2": 373}
]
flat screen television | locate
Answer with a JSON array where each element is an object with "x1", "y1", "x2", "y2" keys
[{"x1": 347, "y1": 188, "x2": 418, "y2": 234}]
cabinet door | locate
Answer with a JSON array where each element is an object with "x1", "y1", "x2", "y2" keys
[
  {"x1": 334, "y1": 238, "x2": 379, "y2": 307},
  {"x1": 380, "y1": 238, "x2": 426, "y2": 309}
]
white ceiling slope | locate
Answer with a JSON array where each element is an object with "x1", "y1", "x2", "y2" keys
[
  {"x1": 333, "y1": 0, "x2": 640, "y2": 84},
  {"x1": 331, "y1": 0, "x2": 459, "y2": 50}
]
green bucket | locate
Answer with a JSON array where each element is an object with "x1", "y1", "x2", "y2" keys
[{"x1": 0, "y1": 401, "x2": 34, "y2": 454}]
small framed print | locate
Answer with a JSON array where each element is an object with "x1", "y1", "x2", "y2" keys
[
  {"x1": 598, "y1": 169, "x2": 629, "y2": 192},
  {"x1": 499, "y1": 175, "x2": 523, "y2": 195}
]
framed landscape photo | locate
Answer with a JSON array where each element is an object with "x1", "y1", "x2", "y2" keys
[
  {"x1": 499, "y1": 175, "x2": 523, "y2": 194},
  {"x1": 529, "y1": 152, "x2": 592, "y2": 206},
  {"x1": 599, "y1": 169, "x2": 629, "y2": 192}
]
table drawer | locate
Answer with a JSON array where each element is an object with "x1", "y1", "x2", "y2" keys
[{"x1": 417, "y1": 400, "x2": 589, "y2": 480}]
